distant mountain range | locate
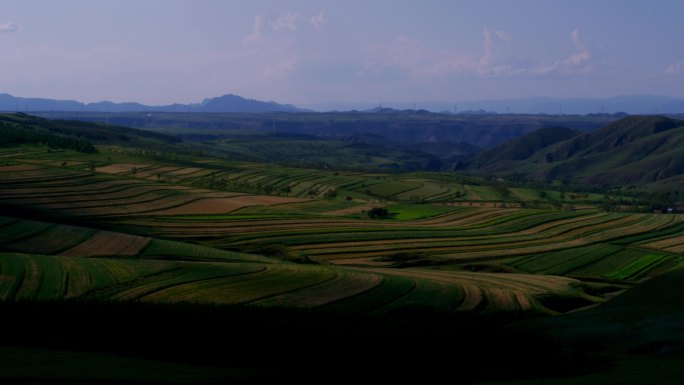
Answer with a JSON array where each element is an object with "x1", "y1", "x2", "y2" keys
[
  {"x1": 2, "y1": 92, "x2": 684, "y2": 114},
  {"x1": 302, "y1": 95, "x2": 684, "y2": 115},
  {"x1": 0, "y1": 93, "x2": 306, "y2": 113}
]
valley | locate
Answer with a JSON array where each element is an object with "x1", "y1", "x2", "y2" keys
[{"x1": 1, "y1": 112, "x2": 684, "y2": 382}]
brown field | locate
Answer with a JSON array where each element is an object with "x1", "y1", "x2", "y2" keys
[
  {"x1": 148, "y1": 196, "x2": 310, "y2": 215},
  {"x1": 96, "y1": 164, "x2": 150, "y2": 174},
  {"x1": 164, "y1": 167, "x2": 204, "y2": 176},
  {"x1": 322, "y1": 204, "x2": 377, "y2": 216},
  {"x1": 134, "y1": 166, "x2": 182, "y2": 179},
  {"x1": 438, "y1": 201, "x2": 522, "y2": 208},
  {"x1": 60, "y1": 231, "x2": 151, "y2": 257},
  {"x1": 0, "y1": 164, "x2": 42, "y2": 172}
]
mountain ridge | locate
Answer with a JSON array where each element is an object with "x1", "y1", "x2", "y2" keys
[
  {"x1": 0, "y1": 93, "x2": 306, "y2": 113},
  {"x1": 3, "y1": 93, "x2": 684, "y2": 114}
]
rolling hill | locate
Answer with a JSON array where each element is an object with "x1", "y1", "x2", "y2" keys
[
  {"x1": 2, "y1": 112, "x2": 684, "y2": 382},
  {"x1": 469, "y1": 126, "x2": 583, "y2": 170},
  {"x1": 0, "y1": 112, "x2": 179, "y2": 151},
  {"x1": 468, "y1": 116, "x2": 684, "y2": 187}
]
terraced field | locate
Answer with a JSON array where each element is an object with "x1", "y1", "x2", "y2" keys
[
  {"x1": 1, "y1": 148, "x2": 683, "y2": 317},
  {"x1": 0, "y1": 165, "x2": 308, "y2": 218},
  {"x1": 0, "y1": 217, "x2": 588, "y2": 313},
  {"x1": 11, "y1": 147, "x2": 616, "y2": 206}
]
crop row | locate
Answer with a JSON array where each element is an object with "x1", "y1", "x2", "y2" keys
[
  {"x1": 0, "y1": 249, "x2": 587, "y2": 314},
  {"x1": 0, "y1": 165, "x2": 307, "y2": 218}
]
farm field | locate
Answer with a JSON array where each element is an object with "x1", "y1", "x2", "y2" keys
[
  {"x1": 0, "y1": 147, "x2": 682, "y2": 315},
  {"x1": 1, "y1": 142, "x2": 684, "y2": 382}
]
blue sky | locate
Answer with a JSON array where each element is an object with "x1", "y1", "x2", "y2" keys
[{"x1": 1, "y1": 0, "x2": 683, "y2": 106}]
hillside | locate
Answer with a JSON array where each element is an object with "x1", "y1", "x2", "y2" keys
[
  {"x1": 0, "y1": 113, "x2": 179, "y2": 150},
  {"x1": 469, "y1": 116, "x2": 684, "y2": 187},
  {"x1": 1, "y1": 114, "x2": 684, "y2": 382},
  {"x1": 36, "y1": 111, "x2": 615, "y2": 149},
  {"x1": 469, "y1": 127, "x2": 582, "y2": 170}
]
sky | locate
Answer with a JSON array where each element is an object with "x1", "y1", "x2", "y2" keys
[{"x1": 1, "y1": 0, "x2": 684, "y2": 107}]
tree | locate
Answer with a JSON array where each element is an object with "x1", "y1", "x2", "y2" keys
[
  {"x1": 368, "y1": 207, "x2": 390, "y2": 219},
  {"x1": 324, "y1": 189, "x2": 338, "y2": 199}
]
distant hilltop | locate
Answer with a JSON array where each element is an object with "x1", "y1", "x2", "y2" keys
[{"x1": 0, "y1": 93, "x2": 307, "y2": 113}]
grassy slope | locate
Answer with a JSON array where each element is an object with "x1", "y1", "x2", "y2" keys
[
  {"x1": 1, "y1": 133, "x2": 684, "y2": 382},
  {"x1": 471, "y1": 116, "x2": 684, "y2": 187}
]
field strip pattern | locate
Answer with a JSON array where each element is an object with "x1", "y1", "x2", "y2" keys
[{"x1": 0, "y1": 165, "x2": 309, "y2": 217}]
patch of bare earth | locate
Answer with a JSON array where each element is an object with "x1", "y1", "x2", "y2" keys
[
  {"x1": 96, "y1": 164, "x2": 150, "y2": 174},
  {"x1": 322, "y1": 204, "x2": 376, "y2": 216},
  {"x1": 148, "y1": 196, "x2": 310, "y2": 215},
  {"x1": 60, "y1": 231, "x2": 150, "y2": 257}
]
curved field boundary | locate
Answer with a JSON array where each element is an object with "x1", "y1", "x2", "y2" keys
[
  {"x1": 2, "y1": 224, "x2": 96, "y2": 255},
  {"x1": 0, "y1": 164, "x2": 41, "y2": 172},
  {"x1": 367, "y1": 268, "x2": 581, "y2": 313},
  {"x1": 311, "y1": 215, "x2": 672, "y2": 263},
  {"x1": 60, "y1": 231, "x2": 150, "y2": 258},
  {"x1": 2, "y1": 185, "x2": 193, "y2": 206},
  {"x1": 0, "y1": 253, "x2": 179, "y2": 300},
  {"x1": 138, "y1": 264, "x2": 337, "y2": 305},
  {"x1": 140, "y1": 238, "x2": 274, "y2": 263},
  {"x1": 319, "y1": 274, "x2": 416, "y2": 314},
  {"x1": 509, "y1": 244, "x2": 624, "y2": 274},
  {"x1": 0, "y1": 179, "x2": 169, "y2": 198},
  {"x1": 0, "y1": 220, "x2": 55, "y2": 245},
  {"x1": 0, "y1": 176, "x2": 166, "y2": 194},
  {"x1": 0, "y1": 170, "x2": 91, "y2": 184},
  {"x1": 321, "y1": 204, "x2": 378, "y2": 216},
  {"x1": 105, "y1": 263, "x2": 267, "y2": 301},
  {"x1": 253, "y1": 269, "x2": 383, "y2": 308},
  {"x1": 290, "y1": 215, "x2": 644, "y2": 256},
  {"x1": 375, "y1": 276, "x2": 466, "y2": 314},
  {"x1": 146, "y1": 195, "x2": 310, "y2": 216},
  {"x1": 95, "y1": 164, "x2": 152, "y2": 174},
  {"x1": 164, "y1": 167, "x2": 204, "y2": 176}
]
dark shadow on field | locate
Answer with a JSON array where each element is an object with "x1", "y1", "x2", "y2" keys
[{"x1": 0, "y1": 300, "x2": 603, "y2": 383}]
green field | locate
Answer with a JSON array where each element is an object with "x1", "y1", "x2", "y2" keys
[
  {"x1": 0, "y1": 149, "x2": 681, "y2": 315},
  {"x1": 1, "y1": 127, "x2": 684, "y2": 383}
]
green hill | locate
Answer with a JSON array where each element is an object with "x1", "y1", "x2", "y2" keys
[
  {"x1": 2, "y1": 112, "x2": 684, "y2": 382},
  {"x1": 469, "y1": 116, "x2": 684, "y2": 187},
  {"x1": 0, "y1": 113, "x2": 180, "y2": 151},
  {"x1": 469, "y1": 127, "x2": 582, "y2": 170}
]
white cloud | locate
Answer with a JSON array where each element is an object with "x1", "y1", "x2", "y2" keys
[
  {"x1": 480, "y1": 29, "x2": 512, "y2": 67},
  {"x1": 362, "y1": 28, "x2": 597, "y2": 80},
  {"x1": 261, "y1": 11, "x2": 328, "y2": 32},
  {"x1": 309, "y1": 12, "x2": 329, "y2": 30},
  {"x1": 242, "y1": 15, "x2": 263, "y2": 46},
  {"x1": 239, "y1": 11, "x2": 330, "y2": 79},
  {"x1": 269, "y1": 13, "x2": 301, "y2": 31},
  {"x1": 666, "y1": 62, "x2": 684, "y2": 74},
  {"x1": 531, "y1": 29, "x2": 592, "y2": 75},
  {"x1": 0, "y1": 22, "x2": 19, "y2": 33}
]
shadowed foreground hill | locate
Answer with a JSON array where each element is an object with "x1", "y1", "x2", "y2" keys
[
  {"x1": 516, "y1": 265, "x2": 684, "y2": 351},
  {"x1": 469, "y1": 116, "x2": 684, "y2": 186}
]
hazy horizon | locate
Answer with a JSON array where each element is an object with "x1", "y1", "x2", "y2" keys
[{"x1": 2, "y1": 0, "x2": 683, "y2": 105}]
